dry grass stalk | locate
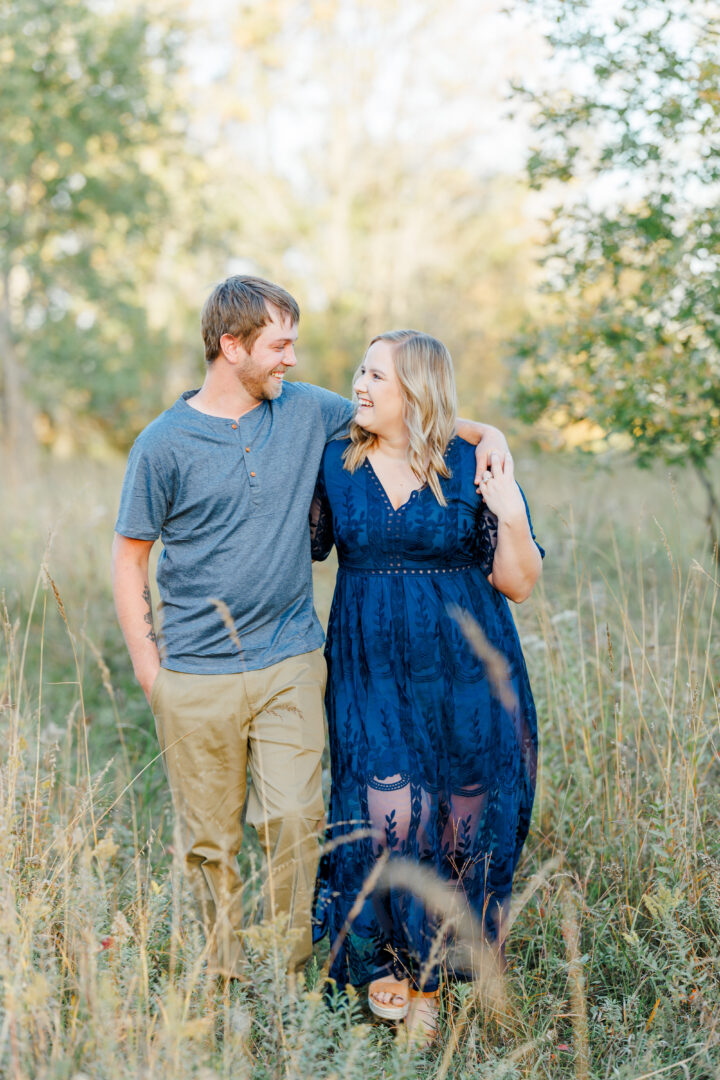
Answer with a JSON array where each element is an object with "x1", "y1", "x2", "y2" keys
[
  {"x1": 446, "y1": 604, "x2": 518, "y2": 711},
  {"x1": 327, "y1": 849, "x2": 391, "y2": 969},
  {"x1": 559, "y1": 884, "x2": 590, "y2": 1080},
  {"x1": 210, "y1": 598, "x2": 244, "y2": 658},
  {"x1": 377, "y1": 860, "x2": 510, "y2": 1019}
]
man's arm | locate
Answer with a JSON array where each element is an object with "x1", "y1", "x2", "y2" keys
[
  {"x1": 456, "y1": 418, "x2": 510, "y2": 483},
  {"x1": 111, "y1": 533, "x2": 160, "y2": 702}
]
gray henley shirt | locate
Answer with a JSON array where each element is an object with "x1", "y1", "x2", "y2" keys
[{"x1": 115, "y1": 382, "x2": 354, "y2": 674}]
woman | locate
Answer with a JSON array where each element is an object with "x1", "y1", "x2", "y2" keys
[{"x1": 311, "y1": 330, "x2": 544, "y2": 1043}]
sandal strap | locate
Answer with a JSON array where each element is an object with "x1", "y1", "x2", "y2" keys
[
  {"x1": 409, "y1": 988, "x2": 440, "y2": 1000},
  {"x1": 369, "y1": 980, "x2": 409, "y2": 1002}
]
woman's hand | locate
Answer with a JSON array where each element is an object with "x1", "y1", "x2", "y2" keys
[
  {"x1": 478, "y1": 451, "x2": 526, "y2": 524},
  {"x1": 479, "y1": 451, "x2": 542, "y2": 603}
]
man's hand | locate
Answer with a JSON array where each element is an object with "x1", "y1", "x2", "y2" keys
[
  {"x1": 473, "y1": 424, "x2": 510, "y2": 485},
  {"x1": 137, "y1": 658, "x2": 162, "y2": 704}
]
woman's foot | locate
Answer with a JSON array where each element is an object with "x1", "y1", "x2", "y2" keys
[
  {"x1": 403, "y1": 989, "x2": 440, "y2": 1047},
  {"x1": 367, "y1": 975, "x2": 410, "y2": 1020}
]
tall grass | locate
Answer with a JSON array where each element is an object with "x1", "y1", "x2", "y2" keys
[{"x1": 1, "y1": 452, "x2": 719, "y2": 1078}]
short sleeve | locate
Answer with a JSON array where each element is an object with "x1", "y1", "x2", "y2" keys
[
  {"x1": 301, "y1": 384, "x2": 354, "y2": 441},
  {"x1": 519, "y1": 486, "x2": 545, "y2": 560},
  {"x1": 475, "y1": 484, "x2": 545, "y2": 576},
  {"x1": 114, "y1": 436, "x2": 173, "y2": 540},
  {"x1": 309, "y1": 469, "x2": 334, "y2": 561}
]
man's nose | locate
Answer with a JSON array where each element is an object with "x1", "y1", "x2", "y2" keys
[{"x1": 283, "y1": 345, "x2": 297, "y2": 367}]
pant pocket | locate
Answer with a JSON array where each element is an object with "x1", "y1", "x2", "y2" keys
[{"x1": 149, "y1": 666, "x2": 167, "y2": 712}]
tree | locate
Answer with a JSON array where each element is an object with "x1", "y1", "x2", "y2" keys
[
  {"x1": 0, "y1": 0, "x2": 187, "y2": 456},
  {"x1": 195, "y1": 0, "x2": 535, "y2": 416},
  {"x1": 508, "y1": 0, "x2": 720, "y2": 550}
]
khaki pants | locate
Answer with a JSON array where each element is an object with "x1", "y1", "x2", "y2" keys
[{"x1": 150, "y1": 648, "x2": 327, "y2": 976}]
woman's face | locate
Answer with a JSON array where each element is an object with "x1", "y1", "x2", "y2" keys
[{"x1": 353, "y1": 340, "x2": 406, "y2": 439}]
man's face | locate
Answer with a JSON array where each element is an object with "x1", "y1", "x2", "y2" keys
[{"x1": 234, "y1": 309, "x2": 298, "y2": 402}]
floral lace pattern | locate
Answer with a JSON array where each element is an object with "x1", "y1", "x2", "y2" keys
[{"x1": 311, "y1": 437, "x2": 544, "y2": 991}]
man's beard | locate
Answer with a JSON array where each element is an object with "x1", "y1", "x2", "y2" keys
[{"x1": 236, "y1": 361, "x2": 283, "y2": 401}]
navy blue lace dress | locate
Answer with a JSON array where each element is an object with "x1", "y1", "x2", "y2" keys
[{"x1": 311, "y1": 437, "x2": 544, "y2": 992}]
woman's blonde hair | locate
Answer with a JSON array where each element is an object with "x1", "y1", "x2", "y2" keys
[{"x1": 342, "y1": 329, "x2": 458, "y2": 505}]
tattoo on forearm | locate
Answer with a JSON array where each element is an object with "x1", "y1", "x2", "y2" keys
[{"x1": 142, "y1": 583, "x2": 157, "y2": 643}]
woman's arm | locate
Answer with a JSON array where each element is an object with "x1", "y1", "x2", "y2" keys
[{"x1": 479, "y1": 452, "x2": 542, "y2": 603}]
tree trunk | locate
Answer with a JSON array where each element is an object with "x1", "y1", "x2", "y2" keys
[
  {"x1": 693, "y1": 460, "x2": 720, "y2": 564},
  {"x1": 0, "y1": 271, "x2": 32, "y2": 482}
]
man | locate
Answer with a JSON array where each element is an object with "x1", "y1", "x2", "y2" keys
[{"x1": 112, "y1": 275, "x2": 509, "y2": 977}]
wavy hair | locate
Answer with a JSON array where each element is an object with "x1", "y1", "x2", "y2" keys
[{"x1": 342, "y1": 330, "x2": 458, "y2": 505}]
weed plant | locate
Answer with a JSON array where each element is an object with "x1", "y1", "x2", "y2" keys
[{"x1": 1, "y1": 452, "x2": 719, "y2": 1079}]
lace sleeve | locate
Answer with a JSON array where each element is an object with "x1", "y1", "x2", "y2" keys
[
  {"x1": 518, "y1": 484, "x2": 545, "y2": 560},
  {"x1": 476, "y1": 484, "x2": 545, "y2": 577},
  {"x1": 310, "y1": 471, "x2": 334, "y2": 561},
  {"x1": 476, "y1": 501, "x2": 499, "y2": 577}
]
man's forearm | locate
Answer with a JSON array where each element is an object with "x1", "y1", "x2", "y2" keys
[
  {"x1": 111, "y1": 536, "x2": 160, "y2": 699},
  {"x1": 456, "y1": 418, "x2": 506, "y2": 447},
  {"x1": 456, "y1": 418, "x2": 510, "y2": 479}
]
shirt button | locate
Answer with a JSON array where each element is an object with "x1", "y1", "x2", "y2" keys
[
  {"x1": 250, "y1": 471, "x2": 256, "y2": 477},
  {"x1": 245, "y1": 446, "x2": 250, "y2": 452},
  {"x1": 231, "y1": 423, "x2": 237, "y2": 429}
]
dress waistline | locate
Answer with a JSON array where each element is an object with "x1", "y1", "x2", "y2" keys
[{"x1": 337, "y1": 564, "x2": 475, "y2": 577}]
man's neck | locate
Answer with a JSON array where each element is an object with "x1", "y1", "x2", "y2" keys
[{"x1": 187, "y1": 367, "x2": 261, "y2": 420}]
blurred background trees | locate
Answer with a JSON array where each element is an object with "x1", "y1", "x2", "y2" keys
[
  {"x1": 510, "y1": 0, "x2": 720, "y2": 548},
  {"x1": 181, "y1": 0, "x2": 538, "y2": 414},
  {"x1": 1, "y1": 0, "x2": 537, "y2": 458},
  {"x1": 0, "y1": 0, "x2": 199, "y2": 456},
  {"x1": 2, "y1": 0, "x2": 719, "y2": 539}
]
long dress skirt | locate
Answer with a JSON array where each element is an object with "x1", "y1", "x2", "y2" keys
[{"x1": 311, "y1": 436, "x2": 544, "y2": 992}]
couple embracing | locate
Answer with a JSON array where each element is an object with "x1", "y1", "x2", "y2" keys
[{"x1": 112, "y1": 275, "x2": 544, "y2": 1045}]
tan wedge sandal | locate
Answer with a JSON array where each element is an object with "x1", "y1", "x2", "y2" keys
[{"x1": 367, "y1": 976, "x2": 410, "y2": 1020}]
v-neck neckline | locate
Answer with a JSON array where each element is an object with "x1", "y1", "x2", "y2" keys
[{"x1": 363, "y1": 456, "x2": 422, "y2": 513}]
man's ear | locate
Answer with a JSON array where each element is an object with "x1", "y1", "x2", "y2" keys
[{"x1": 219, "y1": 333, "x2": 242, "y2": 364}]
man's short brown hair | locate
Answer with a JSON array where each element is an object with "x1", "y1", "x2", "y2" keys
[{"x1": 201, "y1": 276, "x2": 300, "y2": 363}]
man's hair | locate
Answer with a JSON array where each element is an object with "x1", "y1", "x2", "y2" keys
[
  {"x1": 343, "y1": 330, "x2": 458, "y2": 506},
  {"x1": 201, "y1": 275, "x2": 300, "y2": 363}
]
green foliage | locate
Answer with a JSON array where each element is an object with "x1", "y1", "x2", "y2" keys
[
  {"x1": 0, "y1": 0, "x2": 186, "y2": 443},
  {"x1": 509, "y1": 0, "x2": 720, "y2": 479}
]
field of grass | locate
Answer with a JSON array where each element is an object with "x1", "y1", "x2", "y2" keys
[{"x1": 1, "y1": 448, "x2": 719, "y2": 1079}]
